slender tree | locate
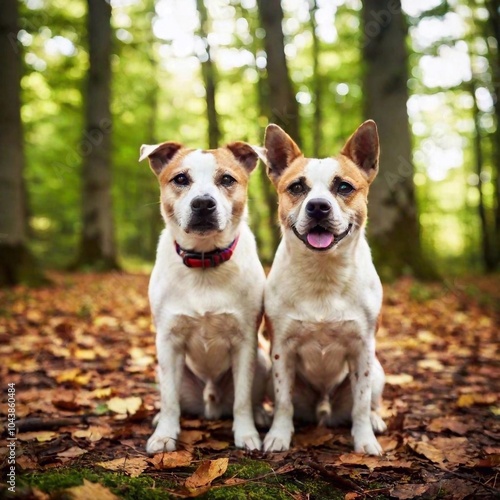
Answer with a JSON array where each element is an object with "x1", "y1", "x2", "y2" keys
[
  {"x1": 361, "y1": 0, "x2": 437, "y2": 280},
  {"x1": 309, "y1": 0, "x2": 323, "y2": 157},
  {"x1": 74, "y1": 0, "x2": 118, "y2": 269},
  {"x1": 256, "y1": 0, "x2": 301, "y2": 145},
  {"x1": 485, "y1": 0, "x2": 500, "y2": 268},
  {"x1": 0, "y1": 0, "x2": 43, "y2": 286},
  {"x1": 196, "y1": 0, "x2": 221, "y2": 149}
]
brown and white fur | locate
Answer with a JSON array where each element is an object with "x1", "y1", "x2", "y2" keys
[
  {"x1": 260, "y1": 121, "x2": 387, "y2": 456},
  {"x1": 139, "y1": 141, "x2": 269, "y2": 453}
]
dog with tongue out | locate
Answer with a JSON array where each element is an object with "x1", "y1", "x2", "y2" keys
[{"x1": 259, "y1": 121, "x2": 387, "y2": 456}]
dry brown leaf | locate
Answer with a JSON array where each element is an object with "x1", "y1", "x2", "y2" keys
[
  {"x1": 457, "y1": 393, "x2": 497, "y2": 408},
  {"x1": 294, "y1": 427, "x2": 334, "y2": 447},
  {"x1": 391, "y1": 484, "x2": 429, "y2": 499},
  {"x1": 72, "y1": 425, "x2": 112, "y2": 442},
  {"x1": 107, "y1": 396, "x2": 142, "y2": 415},
  {"x1": 408, "y1": 440, "x2": 445, "y2": 464},
  {"x1": 338, "y1": 454, "x2": 413, "y2": 472},
  {"x1": 96, "y1": 457, "x2": 148, "y2": 478},
  {"x1": 197, "y1": 439, "x2": 230, "y2": 451},
  {"x1": 427, "y1": 417, "x2": 470, "y2": 435},
  {"x1": 17, "y1": 431, "x2": 57, "y2": 442},
  {"x1": 17, "y1": 455, "x2": 38, "y2": 470},
  {"x1": 185, "y1": 458, "x2": 229, "y2": 493},
  {"x1": 58, "y1": 446, "x2": 88, "y2": 459},
  {"x1": 178, "y1": 429, "x2": 207, "y2": 446},
  {"x1": 63, "y1": 479, "x2": 119, "y2": 499},
  {"x1": 149, "y1": 450, "x2": 193, "y2": 469},
  {"x1": 431, "y1": 437, "x2": 469, "y2": 465}
]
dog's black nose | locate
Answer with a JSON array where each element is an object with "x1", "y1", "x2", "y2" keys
[
  {"x1": 191, "y1": 195, "x2": 217, "y2": 215},
  {"x1": 306, "y1": 198, "x2": 331, "y2": 220}
]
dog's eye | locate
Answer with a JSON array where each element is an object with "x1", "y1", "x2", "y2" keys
[
  {"x1": 221, "y1": 174, "x2": 236, "y2": 187},
  {"x1": 172, "y1": 174, "x2": 190, "y2": 186},
  {"x1": 338, "y1": 182, "x2": 354, "y2": 195},
  {"x1": 288, "y1": 182, "x2": 305, "y2": 195}
]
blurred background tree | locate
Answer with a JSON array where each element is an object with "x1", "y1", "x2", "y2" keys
[{"x1": 2, "y1": 0, "x2": 499, "y2": 284}]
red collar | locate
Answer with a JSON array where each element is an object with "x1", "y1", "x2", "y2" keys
[{"x1": 175, "y1": 236, "x2": 239, "y2": 269}]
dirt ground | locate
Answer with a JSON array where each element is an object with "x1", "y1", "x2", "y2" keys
[{"x1": 0, "y1": 272, "x2": 498, "y2": 499}]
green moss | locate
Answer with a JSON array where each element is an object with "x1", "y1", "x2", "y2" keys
[
  {"x1": 226, "y1": 458, "x2": 273, "y2": 479},
  {"x1": 20, "y1": 467, "x2": 177, "y2": 500}
]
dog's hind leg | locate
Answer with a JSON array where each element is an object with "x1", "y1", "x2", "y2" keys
[{"x1": 252, "y1": 345, "x2": 272, "y2": 428}]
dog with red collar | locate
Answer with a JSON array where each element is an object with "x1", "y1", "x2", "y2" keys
[{"x1": 139, "y1": 141, "x2": 269, "y2": 453}]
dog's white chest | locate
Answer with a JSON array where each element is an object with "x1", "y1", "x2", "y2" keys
[
  {"x1": 172, "y1": 312, "x2": 240, "y2": 381},
  {"x1": 293, "y1": 320, "x2": 350, "y2": 394}
]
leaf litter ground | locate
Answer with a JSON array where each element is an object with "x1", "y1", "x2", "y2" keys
[{"x1": 0, "y1": 272, "x2": 498, "y2": 499}]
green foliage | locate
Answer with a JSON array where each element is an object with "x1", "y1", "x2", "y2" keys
[{"x1": 17, "y1": 0, "x2": 499, "y2": 274}]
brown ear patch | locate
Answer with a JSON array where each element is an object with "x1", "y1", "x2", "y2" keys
[
  {"x1": 139, "y1": 142, "x2": 183, "y2": 176},
  {"x1": 226, "y1": 142, "x2": 259, "y2": 173},
  {"x1": 264, "y1": 124, "x2": 303, "y2": 183},
  {"x1": 340, "y1": 120, "x2": 379, "y2": 183}
]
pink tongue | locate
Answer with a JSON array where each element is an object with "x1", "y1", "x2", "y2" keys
[{"x1": 307, "y1": 231, "x2": 334, "y2": 249}]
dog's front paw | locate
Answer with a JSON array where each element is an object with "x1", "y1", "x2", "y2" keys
[
  {"x1": 263, "y1": 429, "x2": 292, "y2": 452},
  {"x1": 234, "y1": 425, "x2": 262, "y2": 451},
  {"x1": 353, "y1": 428, "x2": 383, "y2": 456},
  {"x1": 370, "y1": 412, "x2": 387, "y2": 434},
  {"x1": 146, "y1": 418, "x2": 180, "y2": 455}
]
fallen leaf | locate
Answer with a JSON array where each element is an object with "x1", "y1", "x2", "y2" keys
[
  {"x1": 185, "y1": 458, "x2": 229, "y2": 493},
  {"x1": 178, "y1": 429, "x2": 207, "y2": 446},
  {"x1": 58, "y1": 446, "x2": 88, "y2": 459},
  {"x1": 408, "y1": 440, "x2": 445, "y2": 465},
  {"x1": 72, "y1": 425, "x2": 112, "y2": 442},
  {"x1": 17, "y1": 431, "x2": 57, "y2": 442},
  {"x1": 385, "y1": 374, "x2": 414, "y2": 386},
  {"x1": 63, "y1": 479, "x2": 119, "y2": 499},
  {"x1": 17, "y1": 455, "x2": 38, "y2": 469},
  {"x1": 338, "y1": 454, "x2": 413, "y2": 472},
  {"x1": 427, "y1": 417, "x2": 470, "y2": 435},
  {"x1": 107, "y1": 396, "x2": 142, "y2": 415},
  {"x1": 197, "y1": 439, "x2": 230, "y2": 451},
  {"x1": 391, "y1": 484, "x2": 429, "y2": 499},
  {"x1": 294, "y1": 427, "x2": 334, "y2": 447},
  {"x1": 149, "y1": 450, "x2": 193, "y2": 469},
  {"x1": 431, "y1": 437, "x2": 469, "y2": 465},
  {"x1": 97, "y1": 457, "x2": 148, "y2": 478},
  {"x1": 457, "y1": 393, "x2": 497, "y2": 408}
]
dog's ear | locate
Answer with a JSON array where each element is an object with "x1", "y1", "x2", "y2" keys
[
  {"x1": 264, "y1": 124, "x2": 302, "y2": 184},
  {"x1": 340, "y1": 120, "x2": 379, "y2": 183},
  {"x1": 226, "y1": 141, "x2": 259, "y2": 173},
  {"x1": 139, "y1": 142, "x2": 183, "y2": 176}
]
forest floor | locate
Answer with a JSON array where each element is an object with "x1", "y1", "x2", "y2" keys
[{"x1": 0, "y1": 272, "x2": 499, "y2": 500}]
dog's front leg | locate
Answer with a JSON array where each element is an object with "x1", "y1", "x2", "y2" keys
[
  {"x1": 349, "y1": 335, "x2": 382, "y2": 456},
  {"x1": 146, "y1": 334, "x2": 184, "y2": 454},
  {"x1": 231, "y1": 337, "x2": 261, "y2": 450},
  {"x1": 263, "y1": 339, "x2": 296, "y2": 452}
]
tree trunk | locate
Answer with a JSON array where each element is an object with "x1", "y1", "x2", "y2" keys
[
  {"x1": 0, "y1": 0, "x2": 44, "y2": 286},
  {"x1": 256, "y1": 0, "x2": 301, "y2": 145},
  {"x1": 309, "y1": 0, "x2": 322, "y2": 157},
  {"x1": 74, "y1": 0, "x2": 118, "y2": 270},
  {"x1": 471, "y1": 81, "x2": 495, "y2": 271},
  {"x1": 361, "y1": 0, "x2": 438, "y2": 280},
  {"x1": 196, "y1": 0, "x2": 221, "y2": 149},
  {"x1": 485, "y1": 0, "x2": 500, "y2": 268}
]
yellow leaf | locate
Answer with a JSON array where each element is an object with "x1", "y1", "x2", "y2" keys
[
  {"x1": 107, "y1": 396, "x2": 142, "y2": 415},
  {"x1": 97, "y1": 457, "x2": 148, "y2": 478},
  {"x1": 385, "y1": 373, "x2": 414, "y2": 386},
  {"x1": 63, "y1": 479, "x2": 119, "y2": 500},
  {"x1": 185, "y1": 458, "x2": 229, "y2": 493},
  {"x1": 17, "y1": 431, "x2": 57, "y2": 442}
]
